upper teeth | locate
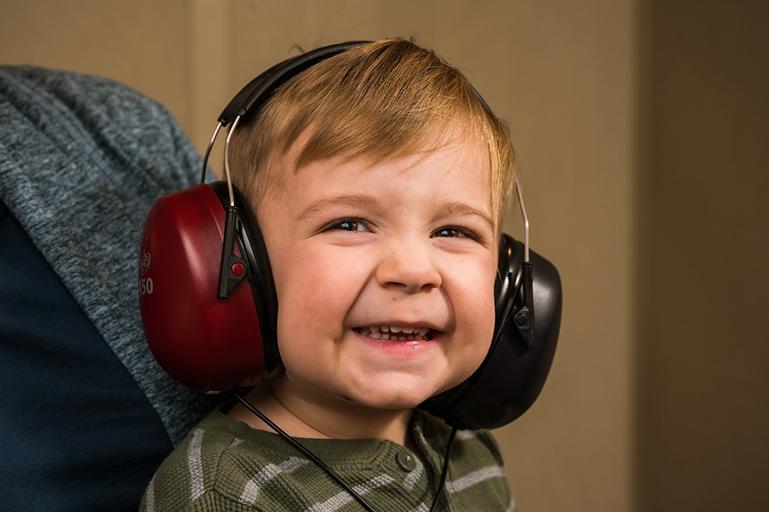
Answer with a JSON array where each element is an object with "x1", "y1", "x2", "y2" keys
[{"x1": 358, "y1": 325, "x2": 430, "y2": 337}]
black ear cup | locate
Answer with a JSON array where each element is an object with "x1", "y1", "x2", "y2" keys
[{"x1": 419, "y1": 234, "x2": 562, "y2": 429}]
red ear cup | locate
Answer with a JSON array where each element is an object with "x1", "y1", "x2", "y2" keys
[{"x1": 139, "y1": 183, "x2": 267, "y2": 391}]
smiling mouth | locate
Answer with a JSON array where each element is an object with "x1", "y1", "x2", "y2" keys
[{"x1": 353, "y1": 325, "x2": 438, "y2": 341}]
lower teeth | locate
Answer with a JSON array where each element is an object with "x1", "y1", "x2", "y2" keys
[{"x1": 354, "y1": 328, "x2": 431, "y2": 341}]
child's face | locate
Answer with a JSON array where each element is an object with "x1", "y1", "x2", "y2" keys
[{"x1": 255, "y1": 133, "x2": 497, "y2": 412}]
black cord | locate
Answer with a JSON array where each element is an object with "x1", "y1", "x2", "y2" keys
[
  {"x1": 428, "y1": 427, "x2": 457, "y2": 512},
  {"x1": 235, "y1": 393, "x2": 456, "y2": 512},
  {"x1": 235, "y1": 394, "x2": 377, "y2": 512}
]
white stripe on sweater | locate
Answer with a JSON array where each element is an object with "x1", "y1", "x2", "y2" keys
[
  {"x1": 447, "y1": 464, "x2": 506, "y2": 493},
  {"x1": 455, "y1": 429, "x2": 477, "y2": 441},
  {"x1": 403, "y1": 455, "x2": 425, "y2": 491},
  {"x1": 305, "y1": 474, "x2": 395, "y2": 512},
  {"x1": 187, "y1": 429, "x2": 206, "y2": 501},
  {"x1": 239, "y1": 456, "x2": 309, "y2": 504}
]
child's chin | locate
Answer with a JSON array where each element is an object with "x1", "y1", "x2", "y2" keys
[{"x1": 344, "y1": 385, "x2": 435, "y2": 411}]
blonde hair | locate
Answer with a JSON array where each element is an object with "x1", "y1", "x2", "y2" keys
[{"x1": 231, "y1": 38, "x2": 515, "y2": 233}]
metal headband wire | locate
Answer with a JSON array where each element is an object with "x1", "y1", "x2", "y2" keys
[
  {"x1": 200, "y1": 121, "x2": 223, "y2": 184},
  {"x1": 514, "y1": 178, "x2": 530, "y2": 263},
  {"x1": 223, "y1": 116, "x2": 242, "y2": 208},
  {"x1": 199, "y1": 116, "x2": 242, "y2": 210}
]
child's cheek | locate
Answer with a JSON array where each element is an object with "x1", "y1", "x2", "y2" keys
[
  {"x1": 447, "y1": 254, "x2": 496, "y2": 344},
  {"x1": 275, "y1": 247, "x2": 360, "y2": 339}
]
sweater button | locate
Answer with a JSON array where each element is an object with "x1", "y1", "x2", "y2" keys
[{"x1": 396, "y1": 451, "x2": 417, "y2": 472}]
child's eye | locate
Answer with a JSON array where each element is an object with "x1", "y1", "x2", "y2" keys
[
  {"x1": 324, "y1": 218, "x2": 369, "y2": 233},
  {"x1": 432, "y1": 226, "x2": 478, "y2": 240}
]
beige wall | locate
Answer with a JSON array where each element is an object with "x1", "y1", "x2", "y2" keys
[
  {"x1": 0, "y1": 0, "x2": 193, "y2": 128},
  {"x1": 0, "y1": 1, "x2": 636, "y2": 511},
  {"x1": 3, "y1": 1, "x2": 765, "y2": 511},
  {"x1": 637, "y1": 1, "x2": 769, "y2": 510}
]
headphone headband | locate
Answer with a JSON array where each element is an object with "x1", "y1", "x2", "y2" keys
[{"x1": 218, "y1": 41, "x2": 371, "y2": 124}]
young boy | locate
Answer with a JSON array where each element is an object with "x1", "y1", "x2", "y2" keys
[{"x1": 142, "y1": 38, "x2": 516, "y2": 511}]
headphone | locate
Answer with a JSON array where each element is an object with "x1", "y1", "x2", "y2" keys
[{"x1": 139, "y1": 41, "x2": 562, "y2": 431}]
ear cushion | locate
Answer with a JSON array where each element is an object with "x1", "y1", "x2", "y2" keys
[
  {"x1": 419, "y1": 233, "x2": 563, "y2": 429},
  {"x1": 139, "y1": 182, "x2": 279, "y2": 392}
]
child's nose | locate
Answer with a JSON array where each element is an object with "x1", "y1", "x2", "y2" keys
[{"x1": 375, "y1": 238, "x2": 442, "y2": 293}]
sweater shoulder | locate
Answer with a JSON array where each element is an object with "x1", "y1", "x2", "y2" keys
[{"x1": 142, "y1": 410, "x2": 312, "y2": 512}]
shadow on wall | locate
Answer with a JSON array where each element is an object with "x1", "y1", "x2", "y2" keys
[{"x1": 635, "y1": 1, "x2": 769, "y2": 511}]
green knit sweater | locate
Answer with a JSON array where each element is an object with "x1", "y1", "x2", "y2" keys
[{"x1": 140, "y1": 407, "x2": 515, "y2": 511}]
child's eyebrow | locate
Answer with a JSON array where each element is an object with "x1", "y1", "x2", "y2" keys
[
  {"x1": 296, "y1": 194, "x2": 386, "y2": 222},
  {"x1": 435, "y1": 202, "x2": 495, "y2": 232},
  {"x1": 297, "y1": 195, "x2": 494, "y2": 231}
]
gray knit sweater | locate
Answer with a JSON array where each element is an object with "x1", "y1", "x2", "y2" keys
[{"x1": 0, "y1": 65, "x2": 215, "y2": 444}]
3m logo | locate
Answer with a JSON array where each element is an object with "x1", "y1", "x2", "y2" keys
[
  {"x1": 139, "y1": 252, "x2": 154, "y2": 295},
  {"x1": 139, "y1": 277, "x2": 154, "y2": 296},
  {"x1": 139, "y1": 252, "x2": 152, "y2": 276}
]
